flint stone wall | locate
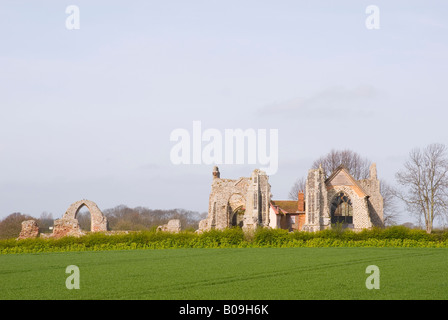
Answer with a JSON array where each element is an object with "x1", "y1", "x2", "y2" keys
[
  {"x1": 52, "y1": 218, "x2": 85, "y2": 238},
  {"x1": 302, "y1": 163, "x2": 384, "y2": 232},
  {"x1": 63, "y1": 199, "x2": 108, "y2": 232},
  {"x1": 52, "y1": 199, "x2": 107, "y2": 239},
  {"x1": 199, "y1": 167, "x2": 271, "y2": 233},
  {"x1": 157, "y1": 219, "x2": 182, "y2": 233},
  {"x1": 17, "y1": 220, "x2": 39, "y2": 240}
]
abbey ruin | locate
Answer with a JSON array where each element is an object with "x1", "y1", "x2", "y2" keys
[
  {"x1": 198, "y1": 166, "x2": 271, "y2": 232},
  {"x1": 199, "y1": 163, "x2": 384, "y2": 232},
  {"x1": 18, "y1": 199, "x2": 182, "y2": 239},
  {"x1": 52, "y1": 199, "x2": 108, "y2": 238},
  {"x1": 18, "y1": 199, "x2": 109, "y2": 239},
  {"x1": 18, "y1": 163, "x2": 384, "y2": 239}
]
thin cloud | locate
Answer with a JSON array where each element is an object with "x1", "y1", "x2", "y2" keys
[{"x1": 258, "y1": 85, "x2": 378, "y2": 119}]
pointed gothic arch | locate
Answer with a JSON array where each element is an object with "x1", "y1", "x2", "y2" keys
[
  {"x1": 228, "y1": 193, "x2": 246, "y2": 228},
  {"x1": 330, "y1": 192, "x2": 353, "y2": 225},
  {"x1": 62, "y1": 199, "x2": 108, "y2": 232}
]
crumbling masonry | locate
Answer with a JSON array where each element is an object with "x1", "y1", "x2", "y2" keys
[
  {"x1": 51, "y1": 199, "x2": 108, "y2": 238},
  {"x1": 18, "y1": 199, "x2": 109, "y2": 239},
  {"x1": 198, "y1": 166, "x2": 271, "y2": 232},
  {"x1": 17, "y1": 163, "x2": 384, "y2": 239},
  {"x1": 302, "y1": 164, "x2": 383, "y2": 232},
  {"x1": 200, "y1": 164, "x2": 384, "y2": 232}
]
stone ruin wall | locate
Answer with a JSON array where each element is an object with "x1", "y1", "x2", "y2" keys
[
  {"x1": 357, "y1": 164, "x2": 384, "y2": 228},
  {"x1": 326, "y1": 185, "x2": 371, "y2": 231},
  {"x1": 17, "y1": 220, "x2": 39, "y2": 240},
  {"x1": 18, "y1": 199, "x2": 184, "y2": 240},
  {"x1": 198, "y1": 167, "x2": 271, "y2": 233},
  {"x1": 302, "y1": 166, "x2": 329, "y2": 232},
  {"x1": 157, "y1": 219, "x2": 182, "y2": 233},
  {"x1": 17, "y1": 164, "x2": 384, "y2": 240},
  {"x1": 51, "y1": 199, "x2": 108, "y2": 238},
  {"x1": 18, "y1": 199, "x2": 109, "y2": 240},
  {"x1": 303, "y1": 163, "x2": 384, "y2": 232}
]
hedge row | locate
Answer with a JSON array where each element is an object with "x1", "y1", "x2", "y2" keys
[{"x1": 1, "y1": 226, "x2": 448, "y2": 254}]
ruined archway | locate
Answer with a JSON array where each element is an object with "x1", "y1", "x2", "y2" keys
[
  {"x1": 52, "y1": 199, "x2": 108, "y2": 238},
  {"x1": 63, "y1": 199, "x2": 108, "y2": 232},
  {"x1": 228, "y1": 193, "x2": 246, "y2": 228},
  {"x1": 330, "y1": 192, "x2": 353, "y2": 226},
  {"x1": 230, "y1": 206, "x2": 245, "y2": 228}
]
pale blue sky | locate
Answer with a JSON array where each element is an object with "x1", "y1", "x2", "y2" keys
[{"x1": 1, "y1": 1, "x2": 447, "y2": 225}]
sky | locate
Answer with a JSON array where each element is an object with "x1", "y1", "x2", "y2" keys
[{"x1": 1, "y1": 1, "x2": 447, "y2": 226}]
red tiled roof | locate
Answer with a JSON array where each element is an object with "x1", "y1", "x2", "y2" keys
[{"x1": 270, "y1": 200, "x2": 305, "y2": 215}]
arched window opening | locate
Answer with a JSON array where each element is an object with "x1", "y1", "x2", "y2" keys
[
  {"x1": 231, "y1": 206, "x2": 245, "y2": 228},
  {"x1": 228, "y1": 194, "x2": 246, "y2": 228},
  {"x1": 330, "y1": 192, "x2": 353, "y2": 225},
  {"x1": 76, "y1": 207, "x2": 92, "y2": 231}
]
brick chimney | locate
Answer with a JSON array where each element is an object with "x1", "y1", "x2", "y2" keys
[{"x1": 298, "y1": 191, "x2": 305, "y2": 212}]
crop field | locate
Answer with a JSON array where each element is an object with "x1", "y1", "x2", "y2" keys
[{"x1": 0, "y1": 247, "x2": 447, "y2": 300}]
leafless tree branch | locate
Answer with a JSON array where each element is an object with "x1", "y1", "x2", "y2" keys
[{"x1": 395, "y1": 143, "x2": 448, "y2": 233}]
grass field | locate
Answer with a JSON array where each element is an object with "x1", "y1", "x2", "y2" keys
[{"x1": 0, "y1": 247, "x2": 447, "y2": 300}]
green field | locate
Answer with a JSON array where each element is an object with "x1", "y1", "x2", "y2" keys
[{"x1": 0, "y1": 247, "x2": 447, "y2": 300}]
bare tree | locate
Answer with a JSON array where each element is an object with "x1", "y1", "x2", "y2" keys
[
  {"x1": 38, "y1": 212, "x2": 54, "y2": 233},
  {"x1": 76, "y1": 211, "x2": 92, "y2": 231},
  {"x1": 103, "y1": 205, "x2": 206, "y2": 231},
  {"x1": 289, "y1": 149, "x2": 371, "y2": 200},
  {"x1": 380, "y1": 181, "x2": 400, "y2": 226},
  {"x1": 288, "y1": 177, "x2": 306, "y2": 200},
  {"x1": 311, "y1": 149, "x2": 371, "y2": 180},
  {"x1": 395, "y1": 143, "x2": 448, "y2": 233}
]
